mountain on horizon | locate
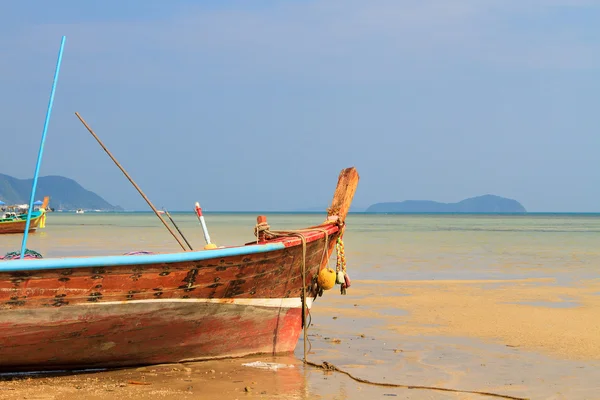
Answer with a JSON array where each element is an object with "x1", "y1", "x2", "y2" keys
[
  {"x1": 0, "y1": 174, "x2": 123, "y2": 211},
  {"x1": 366, "y1": 195, "x2": 526, "y2": 213}
]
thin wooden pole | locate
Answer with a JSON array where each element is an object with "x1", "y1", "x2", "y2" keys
[
  {"x1": 20, "y1": 36, "x2": 66, "y2": 259},
  {"x1": 74, "y1": 112, "x2": 188, "y2": 251},
  {"x1": 164, "y1": 209, "x2": 193, "y2": 251}
]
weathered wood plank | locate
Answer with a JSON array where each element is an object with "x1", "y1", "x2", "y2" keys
[{"x1": 327, "y1": 167, "x2": 360, "y2": 223}]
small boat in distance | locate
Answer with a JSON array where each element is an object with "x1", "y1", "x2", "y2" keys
[
  {"x1": 0, "y1": 168, "x2": 359, "y2": 372},
  {"x1": 75, "y1": 208, "x2": 84, "y2": 214},
  {"x1": 0, "y1": 197, "x2": 49, "y2": 234}
]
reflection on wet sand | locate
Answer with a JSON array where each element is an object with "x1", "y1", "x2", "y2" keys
[
  {"x1": 304, "y1": 277, "x2": 600, "y2": 399},
  {"x1": 0, "y1": 355, "x2": 308, "y2": 400}
]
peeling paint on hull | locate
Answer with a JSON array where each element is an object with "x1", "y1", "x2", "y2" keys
[{"x1": 0, "y1": 301, "x2": 308, "y2": 371}]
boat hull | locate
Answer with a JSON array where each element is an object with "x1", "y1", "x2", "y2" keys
[
  {"x1": 0, "y1": 225, "x2": 338, "y2": 372},
  {"x1": 0, "y1": 167, "x2": 359, "y2": 372},
  {"x1": 0, "y1": 213, "x2": 42, "y2": 234},
  {"x1": 0, "y1": 298, "x2": 308, "y2": 371}
]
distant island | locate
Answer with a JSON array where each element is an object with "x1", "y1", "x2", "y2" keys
[
  {"x1": 0, "y1": 174, "x2": 123, "y2": 211},
  {"x1": 366, "y1": 195, "x2": 526, "y2": 213}
]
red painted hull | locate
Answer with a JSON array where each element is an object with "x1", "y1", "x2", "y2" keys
[
  {"x1": 0, "y1": 299, "x2": 306, "y2": 371},
  {"x1": 0, "y1": 167, "x2": 359, "y2": 372},
  {"x1": 0, "y1": 223, "x2": 339, "y2": 372}
]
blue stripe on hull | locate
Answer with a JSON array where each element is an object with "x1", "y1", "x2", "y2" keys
[{"x1": 0, "y1": 242, "x2": 286, "y2": 272}]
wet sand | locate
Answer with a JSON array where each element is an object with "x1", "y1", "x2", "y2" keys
[
  {"x1": 307, "y1": 276, "x2": 600, "y2": 399},
  {"x1": 321, "y1": 277, "x2": 600, "y2": 359}
]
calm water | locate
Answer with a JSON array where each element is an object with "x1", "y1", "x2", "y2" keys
[{"x1": 2, "y1": 212, "x2": 599, "y2": 282}]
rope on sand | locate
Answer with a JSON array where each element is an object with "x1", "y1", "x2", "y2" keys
[{"x1": 304, "y1": 361, "x2": 529, "y2": 400}]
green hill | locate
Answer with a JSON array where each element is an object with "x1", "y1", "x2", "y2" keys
[
  {"x1": 366, "y1": 195, "x2": 526, "y2": 213},
  {"x1": 0, "y1": 174, "x2": 122, "y2": 211}
]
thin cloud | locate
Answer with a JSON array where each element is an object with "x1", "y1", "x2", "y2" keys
[{"x1": 1, "y1": 0, "x2": 598, "y2": 88}]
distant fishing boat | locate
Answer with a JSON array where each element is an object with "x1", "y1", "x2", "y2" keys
[
  {"x1": 0, "y1": 197, "x2": 49, "y2": 234},
  {"x1": 75, "y1": 208, "x2": 84, "y2": 214},
  {"x1": 0, "y1": 168, "x2": 358, "y2": 372}
]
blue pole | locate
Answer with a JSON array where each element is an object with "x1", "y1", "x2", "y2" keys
[{"x1": 19, "y1": 36, "x2": 66, "y2": 259}]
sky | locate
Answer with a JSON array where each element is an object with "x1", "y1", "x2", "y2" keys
[{"x1": 1, "y1": 0, "x2": 599, "y2": 212}]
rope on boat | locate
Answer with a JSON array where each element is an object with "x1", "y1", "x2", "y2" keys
[
  {"x1": 254, "y1": 221, "x2": 332, "y2": 363},
  {"x1": 335, "y1": 236, "x2": 351, "y2": 294},
  {"x1": 1, "y1": 249, "x2": 43, "y2": 260},
  {"x1": 304, "y1": 361, "x2": 529, "y2": 400}
]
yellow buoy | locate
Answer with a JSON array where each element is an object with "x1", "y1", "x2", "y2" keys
[
  {"x1": 204, "y1": 243, "x2": 218, "y2": 250},
  {"x1": 317, "y1": 268, "x2": 336, "y2": 290}
]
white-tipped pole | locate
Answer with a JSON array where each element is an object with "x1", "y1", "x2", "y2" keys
[{"x1": 194, "y1": 202, "x2": 216, "y2": 249}]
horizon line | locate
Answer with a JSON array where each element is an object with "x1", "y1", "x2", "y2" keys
[{"x1": 50, "y1": 210, "x2": 600, "y2": 215}]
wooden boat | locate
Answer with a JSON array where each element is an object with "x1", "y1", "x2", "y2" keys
[
  {"x1": 0, "y1": 168, "x2": 358, "y2": 372},
  {"x1": 0, "y1": 197, "x2": 49, "y2": 234}
]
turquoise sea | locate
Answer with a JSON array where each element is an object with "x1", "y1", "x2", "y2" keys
[
  {"x1": 1, "y1": 212, "x2": 599, "y2": 399},
  {"x1": 2, "y1": 212, "x2": 599, "y2": 282}
]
